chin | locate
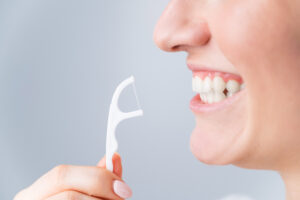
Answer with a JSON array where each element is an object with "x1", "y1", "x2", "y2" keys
[{"x1": 189, "y1": 113, "x2": 248, "y2": 166}]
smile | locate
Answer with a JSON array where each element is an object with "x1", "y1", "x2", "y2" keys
[{"x1": 189, "y1": 69, "x2": 246, "y2": 113}]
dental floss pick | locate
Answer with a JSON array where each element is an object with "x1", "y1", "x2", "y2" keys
[{"x1": 105, "y1": 76, "x2": 143, "y2": 172}]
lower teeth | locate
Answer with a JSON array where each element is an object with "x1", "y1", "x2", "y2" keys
[
  {"x1": 199, "y1": 87, "x2": 244, "y2": 104},
  {"x1": 200, "y1": 92, "x2": 225, "y2": 104}
]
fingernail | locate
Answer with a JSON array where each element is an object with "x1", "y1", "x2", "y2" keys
[{"x1": 113, "y1": 180, "x2": 132, "y2": 199}]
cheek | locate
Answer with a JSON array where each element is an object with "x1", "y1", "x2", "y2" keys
[
  {"x1": 209, "y1": 0, "x2": 300, "y2": 167},
  {"x1": 211, "y1": 0, "x2": 296, "y2": 67}
]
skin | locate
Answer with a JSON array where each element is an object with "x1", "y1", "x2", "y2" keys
[
  {"x1": 14, "y1": 153, "x2": 125, "y2": 200},
  {"x1": 154, "y1": 0, "x2": 300, "y2": 199}
]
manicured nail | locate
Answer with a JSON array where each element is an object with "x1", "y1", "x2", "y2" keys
[{"x1": 113, "y1": 180, "x2": 132, "y2": 199}]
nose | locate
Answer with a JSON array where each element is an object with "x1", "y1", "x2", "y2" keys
[{"x1": 153, "y1": 1, "x2": 211, "y2": 52}]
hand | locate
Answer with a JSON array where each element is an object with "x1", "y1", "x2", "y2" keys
[{"x1": 14, "y1": 153, "x2": 132, "y2": 200}]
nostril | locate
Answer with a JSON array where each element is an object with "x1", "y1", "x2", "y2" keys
[
  {"x1": 170, "y1": 44, "x2": 189, "y2": 52},
  {"x1": 171, "y1": 45, "x2": 181, "y2": 51}
]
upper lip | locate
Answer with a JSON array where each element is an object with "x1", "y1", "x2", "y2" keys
[
  {"x1": 187, "y1": 63, "x2": 242, "y2": 77},
  {"x1": 187, "y1": 63, "x2": 218, "y2": 72}
]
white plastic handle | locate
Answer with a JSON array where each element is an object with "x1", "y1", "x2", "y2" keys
[{"x1": 105, "y1": 76, "x2": 143, "y2": 172}]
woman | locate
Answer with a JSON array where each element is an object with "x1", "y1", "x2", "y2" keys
[{"x1": 15, "y1": 0, "x2": 300, "y2": 199}]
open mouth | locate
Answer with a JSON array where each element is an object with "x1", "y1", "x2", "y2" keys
[{"x1": 190, "y1": 70, "x2": 246, "y2": 113}]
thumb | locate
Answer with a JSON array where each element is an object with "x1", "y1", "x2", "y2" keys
[{"x1": 97, "y1": 153, "x2": 123, "y2": 178}]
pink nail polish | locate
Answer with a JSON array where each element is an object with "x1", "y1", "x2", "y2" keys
[{"x1": 113, "y1": 180, "x2": 133, "y2": 199}]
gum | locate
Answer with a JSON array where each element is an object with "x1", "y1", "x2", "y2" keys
[{"x1": 193, "y1": 71, "x2": 243, "y2": 83}]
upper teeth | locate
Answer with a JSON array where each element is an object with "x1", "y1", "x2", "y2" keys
[
  {"x1": 192, "y1": 76, "x2": 245, "y2": 104},
  {"x1": 203, "y1": 77, "x2": 212, "y2": 93},
  {"x1": 226, "y1": 80, "x2": 240, "y2": 93},
  {"x1": 213, "y1": 76, "x2": 226, "y2": 92}
]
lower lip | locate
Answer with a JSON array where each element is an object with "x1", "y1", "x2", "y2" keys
[{"x1": 190, "y1": 90, "x2": 246, "y2": 113}]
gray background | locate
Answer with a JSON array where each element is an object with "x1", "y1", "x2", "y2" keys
[{"x1": 0, "y1": 0, "x2": 285, "y2": 199}]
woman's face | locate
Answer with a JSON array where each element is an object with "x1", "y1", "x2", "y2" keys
[{"x1": 154, "y1": 0, "x2": 300, "y2": 170}]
